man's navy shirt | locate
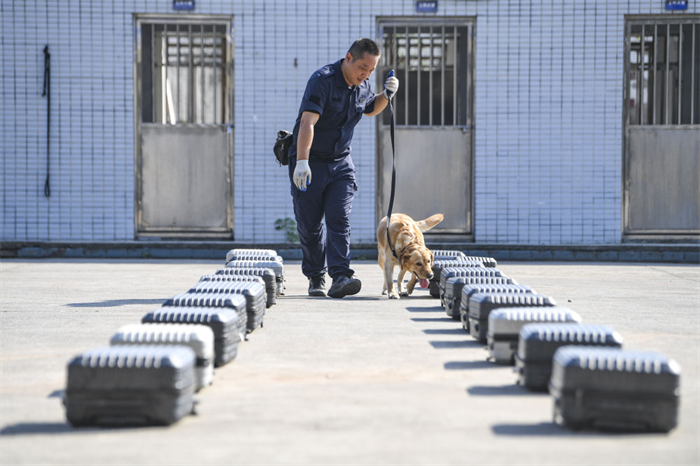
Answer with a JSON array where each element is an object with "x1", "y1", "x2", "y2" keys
[{"x1": 290, "y1": 59, "x2": 376, "y2": 161}]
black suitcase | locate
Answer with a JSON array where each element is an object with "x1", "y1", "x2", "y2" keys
[
  {"x1": 110, "y1": 323, "x2": 215, "y2": 391},
  {"x1": 487, "y1": 307, "x2": 582, "y2": 365},
  {"x1": 458, "y1": 283, "x2": 532, "y2": 330},
  {"x1": 447, "y1": 277, "x2": 520, "y2": 320},
  {"x1": 432, "y1": 250, "x2": 467, "y2": 261},
  {"x1": 468, "y1": 293, "x2": 556, "y2": 343},
  {"x1": 463, "y1": 255, "x2": 497, "y2": 268},
  {"x1": 199, "y1": 273, "x2": 273, "y2": 308},
  {"x1": 429, "y1": 259, "x2": 483, "y2": 298},
  {"x1": 227, "y1": 253, "x2": 284, "y2": 265},
  {"x1": 226, "y1": 259, "x2": 286, "y2": 296},
  {"x1": 440, "y1": 267, "x2": 505, "y2": 307},
  {"x1": 162, "y1": 293, "x2": 248, "y2": 344},
  {"x1": 214, "y1": 267, "x2": 277, "y2": 307},
  {"x1": 516, "y1": 323, "x2": 623, "y2": 391},
  {"x1": 550, "y1": 347, "x2": 680, "y2": 432},
  {"x1": 147, "y1": 300, "x2": 244, "y2": 366},
  {"x1": 225, "y1": 248, "x2": 279, "y2": 263},
  {"x1": 64, "y1": 345, "x2": 196, "y2": 427},
  {"x1": 189, "y1": 281, "x2": 266, "y2": 333}
]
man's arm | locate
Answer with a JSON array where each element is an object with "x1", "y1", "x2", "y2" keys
[
  {"x1": 296, "y1": 111, "x2": 320, "y2": 160},
  {"x1": 364, "y1": 93, "x2": 390, "y2": 117},
  {"x1": 364, "y1": 75, "x2": 398, "y2": 117}
]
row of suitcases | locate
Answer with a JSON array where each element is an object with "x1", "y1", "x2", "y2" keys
[
  {"x1": 63, "y1": 249, "x2": 286, "y2": 428},
  {"x1": 428, "y1": 251, "x2": 681, "y2": 433}
]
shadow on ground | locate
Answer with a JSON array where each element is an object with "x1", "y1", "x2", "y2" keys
[
  {"x1": 405, "y1": 306, "x2": 443, "y2": 313},
  {"x1": 490, "y1": 422, "x2": 666, "y2": 438},
  {"x1": 0, "y1": 422, "x2": 75, "y2": 436},
  {"x1": 410, "y1": 317, "x2": 456, "y2": 323},
  {"x1": 65, "y1": 299, "x2": 166, "y2": 308},
  {"x1": 430, "y1": 340, "x2": 483, "y2": 349},
  {"x1": 467, "y1": 384, "x2": 547, "y2": 396},
  {"x1": 0, "y1": 422, "x2": 168, "y2": 436},
  {"x1": 422, "y1": 328, "x2": 467, "y2": 335},
  {"x1": 444, "y1": 360, "x2": 501, "y2": 370}
]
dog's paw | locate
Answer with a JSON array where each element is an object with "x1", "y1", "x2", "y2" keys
[
  {"x1": 399, "y1": 291, "x2": 409, "y2": 297},
  {"x1": 388, "y1": 293, "x2": 399, "y2": 299},
  {"x1": 381, "y1": 290, "x2": 387, "y2": 295},
  {"x1": 406, "y1": 284, "x2": 415, "y2": 294}
]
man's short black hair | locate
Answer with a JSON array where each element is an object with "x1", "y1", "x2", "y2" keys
[{"x1": 348, "y1": 38, "x2": 380, "y2": 60}]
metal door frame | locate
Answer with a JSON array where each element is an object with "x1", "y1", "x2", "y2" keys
[
  {"x1": 375, "y1": 17, "x2": 476, "y2": 240},
  {"x1": 132, "y1": 14, "x2": 235, "y2": 239},
  {"x1": 623, "y1": 15, "x2": 700, "y2": 241}
]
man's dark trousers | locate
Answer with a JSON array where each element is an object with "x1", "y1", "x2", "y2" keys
[{"x1": 289, "y1": 155, "x2": 356, "y2": 280}]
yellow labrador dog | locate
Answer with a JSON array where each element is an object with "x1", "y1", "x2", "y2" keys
[{"x1": 377, "y1": 213, "x2": 444, "y2": 299}]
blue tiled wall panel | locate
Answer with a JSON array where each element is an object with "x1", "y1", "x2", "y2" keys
[{"x1": 2, "y1": 0, "x2": 695, "y2": 243}]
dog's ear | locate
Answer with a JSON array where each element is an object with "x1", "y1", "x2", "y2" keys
[
  {"x1": 429, "y1": 250, "x2": 434, "y2": 264},
  {"x1": 399, "y1": 252, "x2": 409, "y2": 268}
]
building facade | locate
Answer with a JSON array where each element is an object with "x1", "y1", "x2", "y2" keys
[{"x1": 2, "y1": 0, "x2": 698, "y2": 246}]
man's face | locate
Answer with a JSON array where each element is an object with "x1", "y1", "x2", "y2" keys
[{"x1": 344, "y1": 52, "x2": 379, "y2": 86}]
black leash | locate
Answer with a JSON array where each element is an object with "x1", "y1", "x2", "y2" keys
[
  {"x1": 385, "y1": 69, "x2": 399, "y2": 261},
  {"x1": 42, "y1": 45, "x2": 51, "y2": 198}
]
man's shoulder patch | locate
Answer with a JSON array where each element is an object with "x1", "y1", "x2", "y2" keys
[{"x1": 319, "y1": 65, "x2": 335, "y2": 77}]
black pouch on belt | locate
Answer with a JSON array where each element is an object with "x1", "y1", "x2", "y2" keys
[{"x1": 273, "y1": 130, "x2": 293, "y2": 166}]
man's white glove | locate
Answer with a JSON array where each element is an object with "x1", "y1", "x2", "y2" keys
[
  {"x1": 383, "y1": 76, "x2": 399, "y2": 100},
  {"x1": 293, "y1": 159, "x2": 312, "y2": 191}
]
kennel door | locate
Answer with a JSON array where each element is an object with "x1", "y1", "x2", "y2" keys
[
  {"x1": 377, "y1": 20, "x2": 475, "y2": 237},
  {"x1": 135, "y1": 18, "x2": 234, "y2": 239}
]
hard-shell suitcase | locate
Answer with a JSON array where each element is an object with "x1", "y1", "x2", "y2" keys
[
  {"x1": 162, "y1": 293, "x2": 248, "y2": 344},
  {"x1": 227, "y1": 252, "x2": 284, "y2": 265},
  {"x1": 486, "y1": 307, "x2": 582, "y2": 365},
  {"x1": 199, "y1": 273, "x2": 273, "y2": 308},
  {"x1": 440, "y1": 267, "x2": 505, "y2": 307},
  {"x1": 431, "y1": 251, "x2": 497, "y2": 268},
  {"x1": 64, "y1": 345, "x2": 196, "y2": 427},
  {"x1": 214, "y1": 267, "x2": 277, "y2": 307},
  {"x1": 144, "y1": 303, "x2": 242, "y2": 366},
  {"x1": 226, "y1": 259, "x2": 286, "y2": 296},
  {"x1": 429, "y1": 259, "x2": 483, "y2": 298},
  {"x1": 468, "y1": 293, "x2": 556, "y2": 343},
  {"x1": 516, "y1": 323, "x2": 623, "y2": 391},
  {"x1": 110, "y1": 323, "x2": 215, "y2": 391},
  {"x1": 225, "y1": 248, "x2": 278, "y2": 263},
  {"x1": 189, "y1": 281, "x2": 266, "y2": 332},
  {"x1": 458, "y1": 283, "x2": 532, "y2": 330},
  {"x1": 550, "y1": 347, "x2": 681, "y2": 432},
  {"x1": 432, "y1": 250, "x2": 467, "y2": 261},
  {"x1": 463, "y1": 256, "x2": 498, "y2": 268}
]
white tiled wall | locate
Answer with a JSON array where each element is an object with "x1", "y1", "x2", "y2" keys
[{"x1": 2, "y1": 0, "x2": 696, "y2": 244}]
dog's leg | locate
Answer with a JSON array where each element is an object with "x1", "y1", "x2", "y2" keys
[
  {"x1": 378, "y1": 247, "x2": 387, "y2": 295},
  {"x1": 406, "y1": 274, "x2": 418, "y2": 295},
  {"x1": 384, "y1": 260, "x2": 398, "y2": 299},
  {"x1": 397, "y1": 268, "x2": 409, "y2": 297}
]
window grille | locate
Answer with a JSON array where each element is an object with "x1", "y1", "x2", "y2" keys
[
  {"x1": 628, "y1": 20, "x2": 700, "y2": 126},
  {"x1": 140, "y1": 23, "x2": 230, "y2": 125}
]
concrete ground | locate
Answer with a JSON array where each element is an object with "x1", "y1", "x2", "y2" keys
[{"x1": 0, "y1": 258, "x2": 698, "y2": 465}]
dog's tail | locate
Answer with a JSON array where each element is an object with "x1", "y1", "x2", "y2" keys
[{"x1": 415, "y1": 213, "x2": 444, "y2": 232}]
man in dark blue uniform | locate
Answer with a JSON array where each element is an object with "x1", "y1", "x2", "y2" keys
[{"x1": 288, "y1": 38, "x2": 399, "y2": 298}]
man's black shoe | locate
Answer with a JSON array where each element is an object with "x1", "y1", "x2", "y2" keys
[
  {"x1": 327, "y1": 275, "x2": 361, "y2": 298},
  {"x1": 308, "y1": 275, "x2": 326, "y2": 297}
]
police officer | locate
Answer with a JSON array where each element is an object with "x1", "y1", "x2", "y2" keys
[{"x1": 289, "y1": 38, "x2": 399, "y2": 298}]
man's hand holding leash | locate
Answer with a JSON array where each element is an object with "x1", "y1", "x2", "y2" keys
[{"x1": 383, "y1": 72, "x2": 399, "y2": 100}]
